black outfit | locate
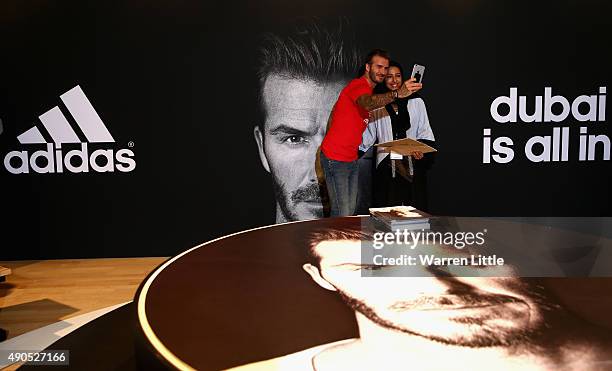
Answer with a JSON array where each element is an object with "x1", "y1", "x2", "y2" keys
[{"x1": 372, "y1": 98, "x2": 436, "y2": 211}]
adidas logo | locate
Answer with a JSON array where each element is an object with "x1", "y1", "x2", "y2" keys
[{"x1": 3, "y1": 85, "x2": 136, "y2": 174}]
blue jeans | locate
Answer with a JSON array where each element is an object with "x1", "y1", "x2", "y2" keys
[{"x1": 320, "y1": 151, "x2": 359, "y2": 217}]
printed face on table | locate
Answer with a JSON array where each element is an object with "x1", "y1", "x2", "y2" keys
[
  {"x1": 305, "y1": 239, "x2": 548, "y2": 347},
  {"x1": 255, "y1": 74, "x2": 346, "y2": 222}
]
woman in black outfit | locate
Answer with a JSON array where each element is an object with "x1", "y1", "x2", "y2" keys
[{"x1": 360, "y1": 61, "x2": 437, "y2": 211}]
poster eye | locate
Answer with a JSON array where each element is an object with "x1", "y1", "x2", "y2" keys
[{"x1": 284, "y1": 135, "x2": 306, "y2": 144}]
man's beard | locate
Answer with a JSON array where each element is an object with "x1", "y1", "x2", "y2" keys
[
  {"x1": 272, "y1": 178, "x2": 324, "y2": 222},
  {"x1": 369, "y1": 69, "x2": 383, "y2": 84},
  {"x1": 335, "y1": 281, "x2": 557, "y2": 348}
]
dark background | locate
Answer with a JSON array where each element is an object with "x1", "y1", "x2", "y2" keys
[{"x1": 1, "y1": 0, "x2": 610, "y2": 260}]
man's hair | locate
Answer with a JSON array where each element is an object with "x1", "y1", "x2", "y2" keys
[
  {"x1": 364, "y1": 48, "x2": 390, "y2": 65},
  {"x1": 306, "y1": 226, "x2": 372, "y2": 268},
  {"x1": 356, "y1": 49, "x2": 391, "y2": 77},
  {"x1": 256, "y1": 19, "x2": 362, "y2": 125}
]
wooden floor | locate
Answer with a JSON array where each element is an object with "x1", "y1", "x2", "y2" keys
[
  {"x1": 0, "y1": 266, "x2": 11, "y2": 279},
  {"x1": 0, "y1": 257, "x2": 167, "y2": 340}
]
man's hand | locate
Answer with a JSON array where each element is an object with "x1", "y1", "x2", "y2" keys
[
  {"x1": 397, "y1": 77, "x2": 422, "y2": 98},
  {"x1": 411, "y1": 151, "x2": 424, "y2": 160},
  {"x1": 357, "y1": 77, "x2": 423, "y2": 112},
  {"x1": 357, "y1": 91, "x2": 395, "y2": 112}
]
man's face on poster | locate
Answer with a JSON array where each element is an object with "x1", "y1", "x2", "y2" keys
[
  {"x1": 304, "y1": 240, "x2": 550, "y2": 347},
  {"x1": 255, "y1": 73, "x2": 346, "y2": 223}
]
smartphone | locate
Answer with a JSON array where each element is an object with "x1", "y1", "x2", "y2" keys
[{"x1": 411, "y1": 64, "x2": 425, "y2": 83}]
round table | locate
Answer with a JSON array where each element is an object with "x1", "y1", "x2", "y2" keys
[
  {"x1": 135, "y1": 216, "x2": 612, "y2": 370},
  {"x1": 136, "y1": 217, "x2": 363, "y2": 370}
]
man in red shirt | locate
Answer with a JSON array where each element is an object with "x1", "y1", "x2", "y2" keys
[{"x1": 320, "y1": 49, "x2": 422, "y2": 216}]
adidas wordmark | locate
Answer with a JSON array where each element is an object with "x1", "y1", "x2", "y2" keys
[{"x1": 3, "y1": 85, "x2": 136, "y2": 174}]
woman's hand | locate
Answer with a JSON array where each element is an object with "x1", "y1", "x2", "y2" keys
[{"x1": 411, "y1": 151, "x2": 424, "y2": 160}]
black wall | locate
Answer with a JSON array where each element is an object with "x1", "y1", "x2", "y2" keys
[{"x1": 1, "y1": 0, "x2": 610, "y2": 259}]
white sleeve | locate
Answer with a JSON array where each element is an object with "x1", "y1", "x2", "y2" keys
[{"x1": 413, "y1": 98, "x2": 435, "y2": 141}]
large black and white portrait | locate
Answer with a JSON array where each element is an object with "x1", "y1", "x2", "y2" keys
[
  {"x1": 221, "y1": 225, "x2": 612, "y2": 370},
  {"x1": 136, "y1": 217, "x2": 612, "y2": 370},
  {"x1": 252, "y1": 19, "x2": 363, "y2": 222}
]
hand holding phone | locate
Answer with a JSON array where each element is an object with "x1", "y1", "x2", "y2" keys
[{"x1": 397, "y1": 77, "x2": 423, "y2": 98}]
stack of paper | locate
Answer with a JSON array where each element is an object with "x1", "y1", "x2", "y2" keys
[{"x1": 369, "y1": 205, "x2": 431, "y2": 231}]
